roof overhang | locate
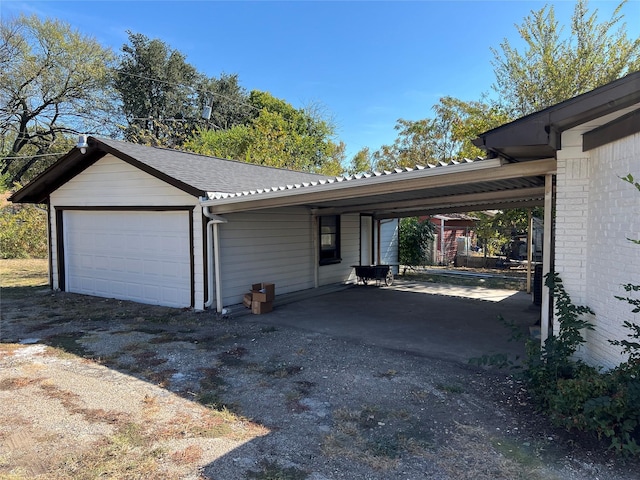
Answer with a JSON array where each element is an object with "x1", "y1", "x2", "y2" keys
[
  {"x1": 201, "y1": 157, "x2": 555, "y2": 219},
  {"x1": 8, "y1": 136, "x2": 205, "y2": 204},
  {"x1": 473, "y1": 71, "x2": 640, "y2": 162}
]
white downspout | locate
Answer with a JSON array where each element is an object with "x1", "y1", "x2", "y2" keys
[{"x1": 203, "y1": 207, "x2": 227, "y2": 312}]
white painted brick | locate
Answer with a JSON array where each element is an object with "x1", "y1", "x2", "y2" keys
[{"x1": 553, "y1": 132, "x2": 640, "y2": 368}]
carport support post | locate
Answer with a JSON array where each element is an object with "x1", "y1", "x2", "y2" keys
[
  {"x1": 540, "y1": 174, "x2": 553, "y2": 345},
  {"x1": 312, "y1": 213, "x2": 319, "y2": 288},
  {"x1": 526, "y1": 209, "x2": 532, "y2": 294}
]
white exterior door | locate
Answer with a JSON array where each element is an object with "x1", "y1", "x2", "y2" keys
[{"x1": 63, "y1": 210, "x2": 191, "y2": 308}]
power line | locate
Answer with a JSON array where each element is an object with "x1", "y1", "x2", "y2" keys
[
  {"x1": 117, "y1": 71, "x2": 260, "y2": 112},
  {"x1": 1, "y1": 151, "x2": 63, "y2": 160}
]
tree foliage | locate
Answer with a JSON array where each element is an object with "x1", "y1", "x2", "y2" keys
[
  {"x1": 0, "y1": 202, "x2": 47, "y2": 258},
  {"x1": 114, "y1": 32, "x2": 201, "y2": 147},
  {"x1": 0, "y1": 15, "x2": 117, "y2": 186},
  {"x1": 491, "y1": 0, "x2": 640, "y2": 116},
  {"x1": 399, "y1": 217, "x2": 435, "y2": 269},
  {"x1": 372, "y1": 97, "x2": 508, "y2": 171},
  {"x1": 200, "y1": 73, "x2": 253, "y2": 131},
  {"x1": 186, "y1": 90, "x2": 345, "y2": 175},
  {"x1": 347, "y1": 147, "x2": 374, "y2": 175}
]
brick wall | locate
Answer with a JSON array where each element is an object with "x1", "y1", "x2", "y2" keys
[{"x1": 555, "y1": 131, "x2": 640, "y2": 368}]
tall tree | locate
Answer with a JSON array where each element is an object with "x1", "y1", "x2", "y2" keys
[
  {"x1": 491, "y1": 0, "x2": 640, "y2": 116},
  {"x1": 114, "y1": 32, "x2": 200, "y2": 147},
  {"x1": 0, "y1": 15, "x2": 116, "y2": 186}
]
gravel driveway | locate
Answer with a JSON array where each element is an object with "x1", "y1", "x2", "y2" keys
[{"x1": 2, "y1": 285, "x2": 639, "y2": 479}]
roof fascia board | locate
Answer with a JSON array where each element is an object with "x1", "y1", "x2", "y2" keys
[
  {"x1": 474, "y1": 71, "x2": 640, "y2": 151},
  {"x1": 203, "y1": 158, "x2": 501, "y2": 212},
  {"x1": 203, "y1": 158, "x2": 556, "y2": 215},
  {"x1": 549, "y1": 79, "x2": 640, "y2": 131},
  {"x1": 10, "y1": 136, "x2": 206, "y2": 203},
  {"x1": 583, "y1": 108, "x2": 640, "y2": 151},
  {"x1": 9, "y1": 149, "x2": 107, "y2": 203}
]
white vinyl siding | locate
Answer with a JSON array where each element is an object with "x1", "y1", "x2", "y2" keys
[
  {"x1": 214, "y1": 210, "x2": 361, "y2": 307},
  {"x1": 216, "y1": 207, "x2": 315, "y2": 306},
  {"x1": 49, "y1": 155, "x2": 205, "y2": 309},
  {"x1": 64, "y1": 211, "x2": 191, "y2": 308},
  {"x1": 51, "y1": 155, "x2": 195, "y2": 207}
]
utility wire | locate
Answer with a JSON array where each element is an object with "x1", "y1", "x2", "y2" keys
[
  {"x1": 1, "y1": 151, "x2": 64, "y2": 159},
  {"x1": 116, "y1": 71, "x2": 261, "y2": 112}
]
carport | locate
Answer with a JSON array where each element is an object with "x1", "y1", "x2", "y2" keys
[{"x1": 202, "y1": 157, "x2": 556, "y2": 345}]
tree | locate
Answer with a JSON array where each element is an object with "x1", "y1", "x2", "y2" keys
[
  {"x1": 491, "y1": 0, "x2": 640, "y2": 116},
  {"x1": 347, "y1": 147, "x2": 374, "y2": 175},
  {"x1": 199, "y1": 73, "x2": 253, "y2": 131},
  {"x1": 0, "y1": 15, "x2": 117, "y2": 186},
  {"x1": 114, "y1": 32, "x2": 201, "y2": 147},
  {"x1": 372, "y1": 97, "x2": 508, "y2": 171},
  {"x1": 186, "y1": 91, "x2": 344, "y2": 175}
]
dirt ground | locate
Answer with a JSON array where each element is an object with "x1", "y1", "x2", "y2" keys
[{"x1": 1, "y1": 260, "x2": 640, "y2": 479}]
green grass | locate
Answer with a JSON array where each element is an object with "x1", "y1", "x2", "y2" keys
[{"x1": 0, "y1": 258, "x2": 48, "y2": 288}]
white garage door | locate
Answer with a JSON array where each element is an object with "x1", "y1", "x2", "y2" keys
[{"x1": 64, "y1": 210, "x2": 191, "y2": 308}]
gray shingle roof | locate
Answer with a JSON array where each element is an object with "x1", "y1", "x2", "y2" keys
[{"x1": 97, "y1": 137, "x2": 329, "y2": 194}]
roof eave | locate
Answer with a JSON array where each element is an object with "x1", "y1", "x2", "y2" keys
[
  {"x1": 474, "y1": 70, "x2": 640, "y2": 160},
  {"x1": 9, "y1": 147, "x2": 106, "y2": 204},
  {"x1": 9, "y1": 136, "x2": 206, "y2": 204}
]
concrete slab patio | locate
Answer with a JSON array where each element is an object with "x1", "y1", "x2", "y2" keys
[{"x1": 253, "y1": 279, "x2": 541, "y2": 365}]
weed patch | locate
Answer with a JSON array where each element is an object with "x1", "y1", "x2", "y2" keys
[
  {"x1": 44, "y1": 332, "x2": 92, "y2": 357},
  {"x1": 246, "y1": 459, "x2": 308, "y2": 480},
  {"x1": 323, "y1": 405, "x2": 430, "y2": 470}
]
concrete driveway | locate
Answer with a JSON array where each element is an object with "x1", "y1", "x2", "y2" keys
[{"x1": 257, "y1": 279, "x2": 541, "y2": 365}]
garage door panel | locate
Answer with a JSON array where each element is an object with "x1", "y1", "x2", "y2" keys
[{"x1": 64, "y1": 211, "x2": 191, "y2": 308}]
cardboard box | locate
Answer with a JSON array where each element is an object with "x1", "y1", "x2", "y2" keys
[
  {"x1": 251, "y1": 283, "x2": 275, "y2": 302},
  {"x1": 243, "y1": 293, "x2": 253, "y2": 308},
  {"x1": 251, "y1": 300, "x2": 273, "y2": 315}
]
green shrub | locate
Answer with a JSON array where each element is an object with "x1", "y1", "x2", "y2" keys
[
  {"x1": 399, "y1": 217, "x2": 434, "y2": 269},
  {"x1": 522, "y1": 276, "x2": 640, "y2": 455},
  {"x1": 0, "y1": 203, "x2": 48, "y2": 258}
]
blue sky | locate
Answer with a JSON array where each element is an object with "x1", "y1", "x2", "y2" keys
[{"x1": 2, "y1": 0, "x2": 639, "y2": 159}]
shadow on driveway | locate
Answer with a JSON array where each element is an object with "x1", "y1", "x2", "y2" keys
[{"x1": 256, "y1": 279, "x2": 541, "y2": 365}]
